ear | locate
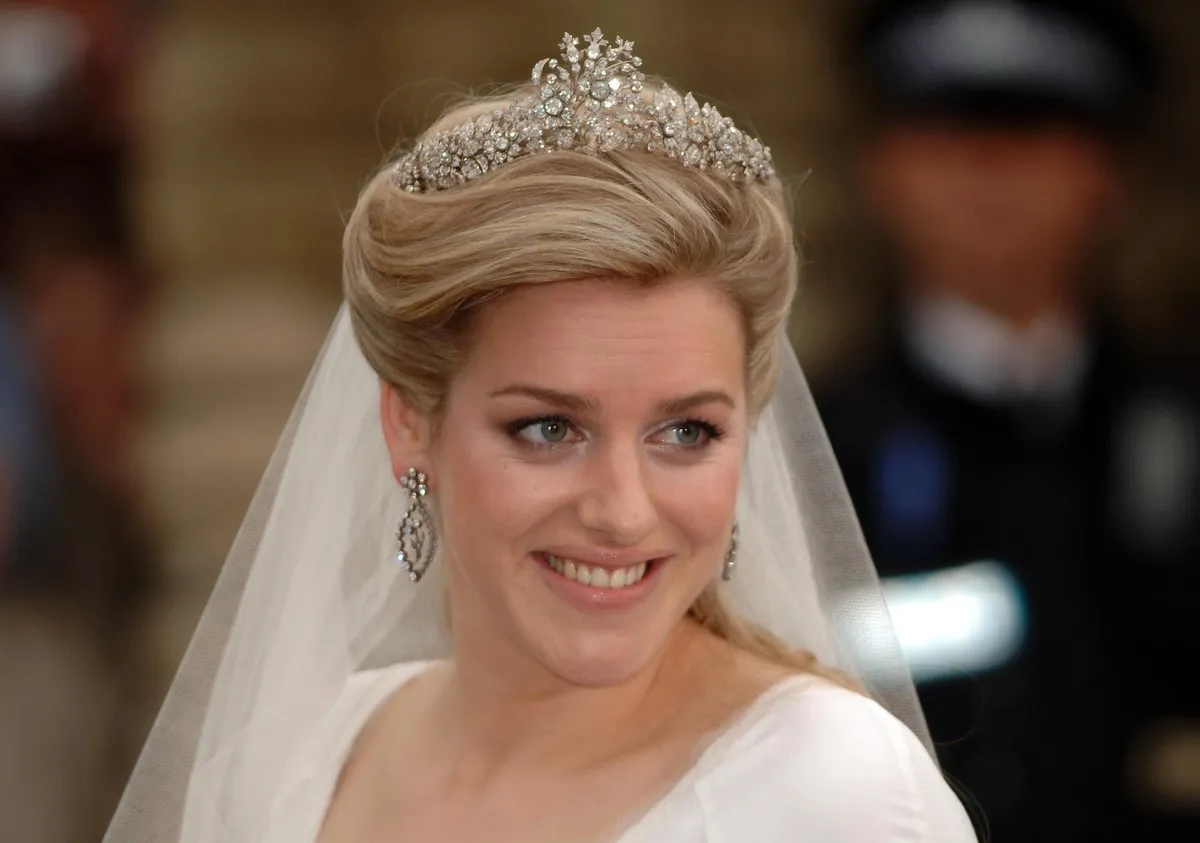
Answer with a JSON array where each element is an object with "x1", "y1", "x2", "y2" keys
[
  {"x1": 1090, "y1": 148, "x2": 1127, "y2": 228},
  {"x1": 380, "y1": 382, "x2": 433, "y2": 485},
  {"x1": 858, "y1": 131, "x2": 903, "y2": 226}
]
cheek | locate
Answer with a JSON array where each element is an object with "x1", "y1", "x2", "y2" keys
[
  {"x1": 1041, "y1": 168, "x2": 1112, "y2": 229},
  {"x1": 880, "y1": 162, "x2": 960, "y2": 240},
  {"x1": 654, "y1": 456, "x2": 742, "y2": 555},
  {"x1": 431, "y1": 426, "x2": 563, "y2": 553}
]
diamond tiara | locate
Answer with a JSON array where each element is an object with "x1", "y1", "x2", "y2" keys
[{"x1": 392, "y1": 28, "x2": 775, "y2": 193}]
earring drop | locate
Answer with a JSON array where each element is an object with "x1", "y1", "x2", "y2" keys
[
  {"x1": 395, "y1": 467, "x2": 438, "y2": 582},
  {"x1": 722, "y1": 521, "x2": 739, "y2": 581}
]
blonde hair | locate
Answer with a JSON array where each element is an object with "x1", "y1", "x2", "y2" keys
[{"x1": 344, "y1": 86, "x2": 854, "y2": 689}]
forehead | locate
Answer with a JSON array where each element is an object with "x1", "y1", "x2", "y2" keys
[{"x1": 458, "y1": 278, "x2": 745, "y2": 399}]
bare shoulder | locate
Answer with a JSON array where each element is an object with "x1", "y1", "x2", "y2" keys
[
  {"x1": 317, "y1": 661, "x2": 446, "y2": 842},
  {"x1": 343, "y1": 661, "x2": 449, "y2": 767},
  {"x1": 698, "y1": 678, "x2": 980, "y2": 842}
]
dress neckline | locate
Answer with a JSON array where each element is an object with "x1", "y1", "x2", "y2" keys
[
  {"x1": 612, "y1": 671, "x2": 818, "y2": 840},
  {"x1": 311, "y1": 661, "x2": 821, "y2": 843}
]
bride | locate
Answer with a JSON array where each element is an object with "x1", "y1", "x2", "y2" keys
[{"x1": 105, "y1": 30, "x2": 976, "y2": 842}]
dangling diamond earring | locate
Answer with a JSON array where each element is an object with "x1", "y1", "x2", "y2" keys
[
  {"x1": 721, "y1": 521, "x2": 739, "y2": 581},
  {"x1": 396, "y1": 467, "x2": 438, "y2": 582}
]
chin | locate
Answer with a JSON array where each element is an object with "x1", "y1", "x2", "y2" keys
[{"x1": 536, "y1": 627, "x2": 666, "y2": 688}]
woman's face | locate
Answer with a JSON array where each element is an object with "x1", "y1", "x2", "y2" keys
[{"x1": 386, "y1": 278, "x2": 747, "y2": 687}]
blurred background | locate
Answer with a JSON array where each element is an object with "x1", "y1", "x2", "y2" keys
[{"x1": 0, "y1": 1, "x2": 1194, "y2": 841}]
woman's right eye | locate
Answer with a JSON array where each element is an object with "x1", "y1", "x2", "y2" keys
[{"x1": 511, "y1": 416, "x2": 579, "y2": 447}]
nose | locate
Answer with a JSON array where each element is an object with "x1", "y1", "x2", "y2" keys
[{"x1": 576, "y1": 440, "x2": 657, "y2": 546}]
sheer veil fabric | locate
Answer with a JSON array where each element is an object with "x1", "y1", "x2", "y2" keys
[{"x1": 102, "y1": 305, "x2": 930, "y2": 842}]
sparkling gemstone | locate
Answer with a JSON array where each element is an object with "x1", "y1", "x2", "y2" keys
[{"x1": 388, "y1": 29, "x2": 775, "y2": 193}]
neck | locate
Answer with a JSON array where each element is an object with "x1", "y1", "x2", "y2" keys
[
  {"x1": 908, "y1": 262, "x2": 1084, "y2": 330},
  {"x1": 912, "y1": 290, "x2": 1083, "y2": 335},
  {"x1": 435, "y1": 616, "x2": 712, "y2": 782}
]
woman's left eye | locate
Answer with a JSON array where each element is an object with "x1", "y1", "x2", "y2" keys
[{"x1": 655, "y1": 420, "x2": 722, "y2": 448}]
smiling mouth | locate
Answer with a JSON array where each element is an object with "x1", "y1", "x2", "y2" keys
[{"x1": 541, "y1": 553, "x2": 655, "y2": 589}]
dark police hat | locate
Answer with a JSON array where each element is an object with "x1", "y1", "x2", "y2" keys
[{"x1": 850, "y1": 0, "x2": 1159, "y2": 129}]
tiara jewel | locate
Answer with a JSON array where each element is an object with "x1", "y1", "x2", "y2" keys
[{"x1": 392, "y1": 28, "x2": 774, "y2": 193}]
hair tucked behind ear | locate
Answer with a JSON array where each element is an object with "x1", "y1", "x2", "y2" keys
[{"x1": 343, "y1": 84, "x2": 856, "y2": 689}]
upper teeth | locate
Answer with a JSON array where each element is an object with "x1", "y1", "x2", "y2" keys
[{"x1": 545, "y1": 554, "x2": 648, "y2": 589}]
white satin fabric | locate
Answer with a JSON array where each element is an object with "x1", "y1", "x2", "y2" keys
[{"x1": 267, "y1": 661, "x2": 978, "y2": 842}]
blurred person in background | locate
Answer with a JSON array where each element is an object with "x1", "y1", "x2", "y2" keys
[
  {"x1": 817, "y1": 1, "x2": 1200, "y2": 840},
  {"x1": 0, "y1": 2, "x2": 155, "y2": 841},
  {"x1": 0, "y1": 151, "x2": 156, "y2": 843}
]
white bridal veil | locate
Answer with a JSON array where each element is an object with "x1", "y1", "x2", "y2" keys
[{"x1": 102, "y1": 303, "x2": 931, "y2": 842}]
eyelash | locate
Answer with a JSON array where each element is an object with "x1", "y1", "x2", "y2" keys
[{"x1": 506, "y1": 415, "x2": 726, "y2": 452}]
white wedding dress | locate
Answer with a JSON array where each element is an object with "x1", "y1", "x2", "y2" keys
[{"x1": 264, "y1": 661, "x2": 977, "y2": 842}]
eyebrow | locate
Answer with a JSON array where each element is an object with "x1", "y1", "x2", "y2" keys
[
  {"x1": 659, "y1": 390, "x2": 736, "y2": 415},
  {"x1": 488, "y1": 385, "x2": 736, "y2": 415}
]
